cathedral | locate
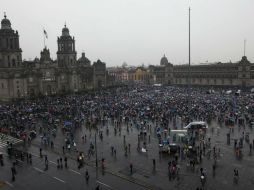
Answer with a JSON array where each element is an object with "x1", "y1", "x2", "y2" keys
[{"x1": 0, "y1": 14, "x2": 109, "y2": 101}]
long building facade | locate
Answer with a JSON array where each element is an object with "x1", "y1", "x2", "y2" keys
[
  {"x1": 0, "y1": 15, "x2": 110, "y2": 101},
  {"x1": 109, "y1": 54, "x2": 254, "y2": 88},
  {"x1": 173, "y1": 55, "x2": 253, "y2": 87}
]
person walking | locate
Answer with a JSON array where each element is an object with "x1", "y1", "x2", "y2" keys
[
  {"x1": 57, "y1": 159, "x2": 60, "y2": 169},
  {"x1": 29, "y1": 153, "x2": 32, "y2": 164},
  {"x1": 85, "y1": 170, "x2": 89, "y2": 184},
  {"x1": 153, "y1": 159, "x2": 156, "y2": 170},
  {"x1": 0, "y1": 153, "x2": 4, "y2": 166},
  {"x1": 62, "y1": 146, "x2": 65, "y2": 154},
  {"x1": 130, "y1": 163, "x2": 133, "y2": 174},
  {"x1": 44, "y1": 155, "x2": 48, "y2": 171},
  {"x1": 234, "y1": 169, "x2": 239, "y2": 184},
  {"x1": 212, "y1": 163, "x2": 216, "y2": 177},
  {"x1": 114, "y1": 148, "x2": 116, "y2": 158},
  {"x1": 60, "y1": 157, "x2": 63, "y2": 169},
  {"x1": 39, "y1": 148, "x2": 42, "y2": 158},
  {"x1": 11, "y1": 166, "x2": 16, "y2": 181},
  {"x1": 64, "y1": 157, "x2": 68, "y2": 168}
]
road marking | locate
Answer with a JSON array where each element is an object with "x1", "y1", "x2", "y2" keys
[
  {"x1": 53, "y1": 177, "x2": 66, "y2": 183},
  {"x1": 5, "y1": 181, "x2": 14, "y2": 187},
  {"x1": 33, "y1": 167, "x2": 44, "y2": 173},
  {"x1": 69, "y1": 169, "x2": 81, "y2": 175},
  {"x1": 49, "y1": 160, "x2": 57, "y2": 165},
  {"x1": 96, "y1": 180, "x2": 113, "y2": 189},
  {"x1": 31, "y1": 153, "x2": 40, "y2": 158}
]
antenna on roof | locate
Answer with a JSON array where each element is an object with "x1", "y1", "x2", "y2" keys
[{"x1": 244, "y1": 39, "x2": 246, "y2": 56}]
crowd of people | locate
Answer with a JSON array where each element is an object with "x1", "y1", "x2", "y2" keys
[{"x1": 1, "y1": 85, "x2": 254, "y2": 189}]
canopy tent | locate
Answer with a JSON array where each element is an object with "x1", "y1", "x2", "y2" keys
[
  {"x1": 184, "y1": 121, "x2": 208, "y2": 129},
  {"x1": 64, "y1": 121, "x2": 73, "y2": 128}
]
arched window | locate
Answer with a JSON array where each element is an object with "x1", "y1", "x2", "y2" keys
[
  {"x1": 7, "y1": 55, "x2": 10, "y2": 67},
  {"x1": 15, "y1": 38, "x2": 18, "y2": 48},
  {"x1": 10, "y1": 39, "x2": 13, "y2": 49},
  {"x1": 12, "y1": 59, "x2": 16, "y2": 67}
]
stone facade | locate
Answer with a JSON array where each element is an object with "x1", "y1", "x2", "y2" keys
[
  {"x1": 0, "y1": 15, "x2": 109, "y2": 101},
  {"x1": 172, "y1": 55, "x2": 254, "y2": 87},
  {"x1": 109, "y1": 54, "x2": 254, "y2": 88},
  {"x1": 148, "y1": 55, "x2": 254, "y2": 87}
]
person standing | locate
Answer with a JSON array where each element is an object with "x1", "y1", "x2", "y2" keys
[
  {"x1": 11, "y1": 166, "x2": 16, "y2": 181},
  {"x1": 64, "y1": 157, "x2": 68, "y2": 168},
  {"x1": 62, "y1": 146, "x2": 65, "y2": 154},
  {"x1": 130, "y1": 163, "x2": 133, "y2": 174},
  {"x1": 45, "y1": 155, "x2": 48, "y2": 171},
  {"x1": 85, "y1": 170, "x2": 89, "y2": 184},
  {"x1": 0, "y1": 153, "x2": 4, "y2": 166},
  {"x1": 57, "y1": 159, "x2": 60, "y2": 169},
  {"x1": 39, "y1": 148, "x2": 42, "y2": 158},
  {"x1": 29, "y1": 153, "x2": 32, "y2": 164},
  {"x1": 60, "y1": 157, "x2": 63, "y2": 169},
  {"x1": 212, "y1": 164, "x2": 216, "y2": 177}
]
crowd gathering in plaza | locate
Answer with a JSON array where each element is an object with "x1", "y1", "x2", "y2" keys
[{"x1": 1, "y1": 85, "x2": 254, "y2": 189}]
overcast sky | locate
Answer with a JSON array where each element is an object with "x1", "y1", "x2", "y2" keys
[{"x1": 1, "y1": 0, "x2": 254, "y2": 67}]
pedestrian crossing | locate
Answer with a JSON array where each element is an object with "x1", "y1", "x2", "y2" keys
[{"x1": 0, "y1": 133, "x2": 23, "y2": 149}]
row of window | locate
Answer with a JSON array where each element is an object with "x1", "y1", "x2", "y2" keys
[
  {"x1": 175, "y1": 78, "x2": 233, "y2": 85},
  {"x1": 174, "y1": 74, "x2": 238, "y2": 78},
  {"x1": 0, "y1": 37, "x2": 19, "y2": 49},
  {"x1": 7, "y1": 55, "x2": 20, "y2": 67},
  {"x1": 174, "y1": 66, "x2": 238, "y2": 72},
  {"x1": 58, "y1": 42, "x2": 74, "y2": 52},
  {"x1": 129, "y1": 75, "x2": 150, "y2": 81}
]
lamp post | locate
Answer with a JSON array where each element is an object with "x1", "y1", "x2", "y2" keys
[
  {"x1": 95, "y1": 133, "x2": 98, "y2": 168},
  {"x1": 188, "y1": 7, "x2": 191, "y2": 88}
]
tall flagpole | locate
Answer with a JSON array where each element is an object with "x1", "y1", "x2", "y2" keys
[
  {"x1": 188, "y1": 7, "x2": 191, "y2": 88},
  {"x1": 244, "y1": 39, "x2": 246, "y2": 56}
]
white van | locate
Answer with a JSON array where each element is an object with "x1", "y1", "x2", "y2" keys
[{"x1": 170, "y1": 130, "x2": 188, "y2": 144}]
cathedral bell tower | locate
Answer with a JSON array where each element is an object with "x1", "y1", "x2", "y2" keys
[
  {"x1": 57, "y1": 24, "x2": 77, "y2": 67},
  {"x1": 0, "y1": 13, "x2": 22, "y2": 68}
]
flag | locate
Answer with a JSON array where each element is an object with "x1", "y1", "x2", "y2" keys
[{"x1": 43, "y1": 29, "x2": 48, "y2": 39}]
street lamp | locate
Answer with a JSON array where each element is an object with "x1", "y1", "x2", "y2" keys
[{"x1": 95, "y1": 133, "x2": 98, "y2": 168}]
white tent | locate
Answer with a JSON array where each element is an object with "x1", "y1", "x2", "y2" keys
[{"x1": 184, "y1": 121, "x2": 208, "y2": 129}]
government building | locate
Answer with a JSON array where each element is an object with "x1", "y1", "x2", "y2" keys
[
  {"x1": 109, "y1": 55, "x2": 254, "y2": 88},
  {"x1": 0, "y1": 14, "x2": 111, "y2": 101}
]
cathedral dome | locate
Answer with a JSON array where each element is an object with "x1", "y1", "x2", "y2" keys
[
  {"x1": 160, "y1": 54, "x2": 168, "y2": 65},
  {"x1": 1, "y1": 13, "x2": 12, "y2": 30},
  {"x1": 62, "y1": 24, "x2": 69, "y2": 36}
]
